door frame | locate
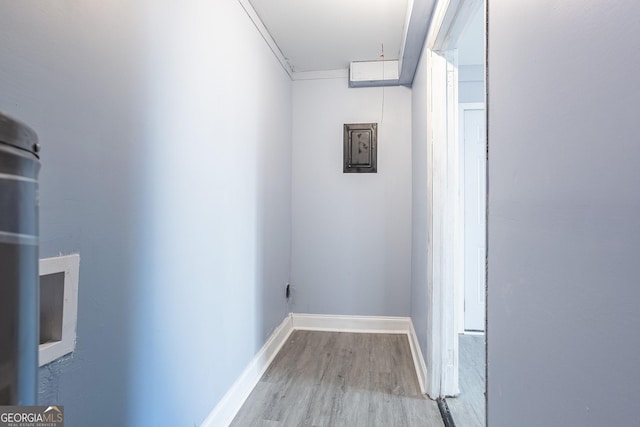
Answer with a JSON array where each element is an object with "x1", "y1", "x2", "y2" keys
[
  {"x1": 424, "y1": 0, "x2": 483, "y2": 399},
  {"x1": 456, "y1": 102, "x2": 485, "y2": 334}
]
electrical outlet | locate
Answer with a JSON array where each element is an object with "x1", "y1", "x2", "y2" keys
[{"x1": 285, "y1": 283, "x2": 291, "y2": 299}]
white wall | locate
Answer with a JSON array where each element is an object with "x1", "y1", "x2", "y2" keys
[
  {"x1": 0, "y1": 1, "x2": 292, "y2": 425},
  {"x1": 291, "y1": 77, "x2": 412, "y2": 316},
  {"x1": 133, "y1": 2, "x2": 292, "y2": 425},
  {"x1": 488, "y1": 0, "x2": 640, "y2": 425},
  {"x1": 410, "y1": 48, "x2": 432, "y2": 369}
]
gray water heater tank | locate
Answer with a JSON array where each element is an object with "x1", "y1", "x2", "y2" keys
[{"x1": 0, "y1": 113, "x2": 40, "y2": 405}]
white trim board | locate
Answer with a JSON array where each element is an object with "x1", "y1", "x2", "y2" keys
[
  {"x1": 39, "y1": 254, "x2": 80, "y2": 367},
  {"x1": 201, "y1": 313, "x2": 429, "y2": 426},
  {"x1": 407, "y1": 321, "x2": 429, "y2": 395},
  {"x1": 236, "y1": 0, "x2": 293, "y2": 79},
  {"x1": 291, "y1": 313, "x2": 410, "y2": 334}
]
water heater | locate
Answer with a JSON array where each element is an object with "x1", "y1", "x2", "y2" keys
[{"x1": 0, "y1": 113, "x2": 40, "y2": 405}]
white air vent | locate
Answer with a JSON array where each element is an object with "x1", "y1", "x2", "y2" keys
[
  {"x1": 39, "y1": 254, "x2": 80, "y2": 367},
  {"x1": 349, "y1": 60, "x2": 400, "y2": 87}
]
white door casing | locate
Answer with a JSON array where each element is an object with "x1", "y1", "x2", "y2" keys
[{"x1": 424, "y1": 0, "x2": 483, "y2": 399}]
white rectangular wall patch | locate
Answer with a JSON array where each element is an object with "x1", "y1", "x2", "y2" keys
[{"x1": 38, "y1": 254, "x2": 80, "y2": 367}]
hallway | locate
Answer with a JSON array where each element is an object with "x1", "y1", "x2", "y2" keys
[{"x1": 1, "y1": 0, "x2": 639, "y2": 425}]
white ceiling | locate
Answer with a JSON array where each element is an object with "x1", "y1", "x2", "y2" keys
[{"x1": 249, "y1": 0, "x2": 410, "y2": 73}]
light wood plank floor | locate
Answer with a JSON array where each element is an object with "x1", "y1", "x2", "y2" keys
[
  {"x1": 230, "y1": 330, "x2": 444, "y2": 427},
  {"x1": 447, "y1": 334, "x2": 485, "y2": 426}
]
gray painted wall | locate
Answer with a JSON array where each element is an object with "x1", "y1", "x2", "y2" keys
[
  {"x1": 410, "y1": 49, "x2": 431, "y2": 368},
  {"x1": 291, "y1": 78, "x2": 412, "y2": 316},
  {"x1": 0, "y1": 1, "x2": 292, "y2": 425},
  {"x1": 488, "y1": 0, "x2": 640, "y2": 425},
  {"x1": 0, "y1": 3, "x2": 149, "y2": 423}
]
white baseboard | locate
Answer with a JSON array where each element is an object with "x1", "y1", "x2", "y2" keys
[
  {"x1": 201, "y1": 315, "x2": 294, "y2": 427},
  {"x1": 201, "y1": 313, "x2": 429, "y2": 426},
  {"x1": 407, "y1": 322, "x2": 428, "y2": 395},
  {"x1": 291, "y1": 313, "x2": 412, "y2": 334}
]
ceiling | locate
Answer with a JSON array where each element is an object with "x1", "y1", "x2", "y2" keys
[{"x1": 248, "y1": 0, "x2": 410, "y2": 73}]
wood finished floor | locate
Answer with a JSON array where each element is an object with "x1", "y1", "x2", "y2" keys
[
  {"x1": 230, "y1": 330, "x2": 444, "y2": 427},
  {"x1": 447, "y1": 334, "x2": 486, "y2": 426}
]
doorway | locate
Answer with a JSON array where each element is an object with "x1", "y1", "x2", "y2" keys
[
  {"x1": 450, "y1": 6, "x2": 486, "y2": 426},
  {"x1": 449, "y1": 101, "x2": 486, "y2": 426},
  {"x1": 423, "y1": 0, "x2": 486, "y2": 425},
  {"x1": 459, "y1": 103, "x2": 486, "y2": 334}
]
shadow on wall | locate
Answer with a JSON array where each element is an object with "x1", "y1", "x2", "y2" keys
[
  {"x1": 12, "y1": 1, "x2": 151, "y2": 424},
  {"x1": 0, "y1": 1, "x2": 292, "y2": 426},
  {"x1": 128, "y1": 1, "x2": 293, "y2": 426}
]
